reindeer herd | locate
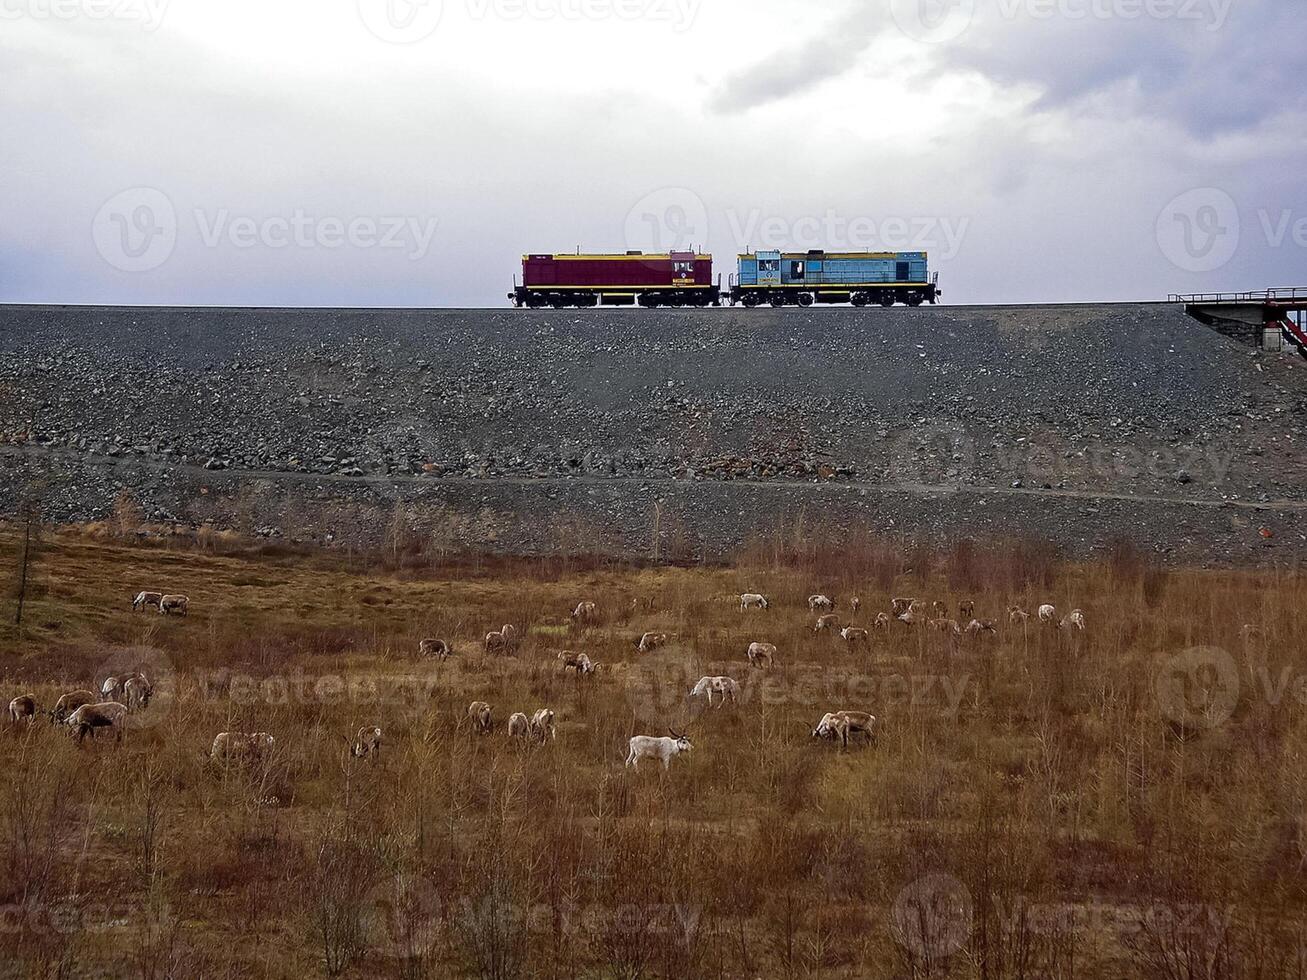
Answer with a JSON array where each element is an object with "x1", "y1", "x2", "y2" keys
[{"x1": 6, "y1": 583, "x2": 1088, "y2": 776}]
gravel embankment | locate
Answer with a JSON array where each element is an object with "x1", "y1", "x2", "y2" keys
[{"x1": 1, "y1": 303, "x2": 1302, "y2": 562}]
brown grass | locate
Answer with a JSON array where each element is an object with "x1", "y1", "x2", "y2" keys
[{"x1": 0, "y1": 526, "x2": 1305, "y2": 978}]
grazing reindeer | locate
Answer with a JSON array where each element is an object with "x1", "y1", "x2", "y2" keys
[
  {"x1": 813, "y1": 614, "x2": 840, "y2": 633},
  {"x1": 467, "y1": 701, "x2": 493, "y2": 734},
  {"x1": 419, "y1": 638, "x2": 452, "y2": 660},
  {"x1": 691, "y1": 676, "x2": 740, "y2": 708},
  {"x1": 529, "y1": 709, "x2": 557, "y2": 742},
  {"x1": 626, "y1": 729, "x2": 693, "y2": 771},
  {"x1": 570, "y1": 601, "x2": 599, "y2": 624},
  {"x1": 1060, "y1": 609, "x2": 1087, "y2": 632},
  {"x1": 9, "y1": 696, "x2": 37, "y2": 725},
  {"x1": 65, "y1": 703, "x2": 128, "y2": 744},
  {"x1": 51, "y1": 690, "x2": 98, "y2": 724},
  {"x1": 352, "y1": 726, "x2": 383, "y2": 760},
  {"x1": 637, "y1": 632, "x2": 669, "y2": 653},
  {"x1": 558, "y1": 651, "x2": 598, "y2": 676},
  {"x1": 507, "y1": 712, "x2": 531, "y2": 740},
  {"x1": 211, "y1": 732, "x2": 275, "y2": 763},
  {"x1": 132, "y1": 591, "x2": 163, "y2": 612},
  {"x1": 811, "y1": 710, "x2": 876, "y2": 748}
]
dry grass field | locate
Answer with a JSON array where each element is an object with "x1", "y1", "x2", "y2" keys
[{"x1": 1, "y1": 525, "x2": 1306, "y2": 979}]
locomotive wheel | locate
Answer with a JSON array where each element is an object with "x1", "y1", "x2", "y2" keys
[
  {"x1": 668, "y1": 296, "x2": 684, "y2": 308},
  {"x1": 906, "y1": 293, "x2": 924, "y2": 308},
  {"x1": 527, "y1": 295, "x2": 547, "y2": 309},
  {"x1": 642, "y1": 295, "x2": 661, "y2": 309},
  {"x1": 770, "y1": 294, "x2": 787, "y2": 307},
  {"x1": 742, "y1": 294, "x2": 759, "y2": 308},
  {"x1": 851, "y1": 293, "x2": 869, "y2": 307},
  {"x1": 879, "y1": 294, "x2": 895, "y2": 308},
  {"x1": 551, "y1": 297, "x2": 569, "y2": 309},
  {"x1": 797, "y1": 293, "x2": 814, "y2": 308}
]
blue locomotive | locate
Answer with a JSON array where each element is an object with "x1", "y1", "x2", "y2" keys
[{"x1": 728, "y1": 250, "x2": 940, "y2": 307}]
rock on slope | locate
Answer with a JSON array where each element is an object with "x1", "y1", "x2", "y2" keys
[{"x1": 0, "y1": 303, "x2": 1302, "y2": 562}]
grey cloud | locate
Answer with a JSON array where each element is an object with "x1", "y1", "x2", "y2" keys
[{"x1": 711, "y1": 0, "x2": 1306, "y2": 138}]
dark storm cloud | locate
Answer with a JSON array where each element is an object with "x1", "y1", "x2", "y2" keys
[
  {"x1": 709, "y1": 29, "x2": 871, "y2": 113},
  {"x1": 945, "y1": 0, "x2": 1307, "y2": 138},
  {"x1": 711, "y1": 0, "x2": 1307, "y2": 138}
]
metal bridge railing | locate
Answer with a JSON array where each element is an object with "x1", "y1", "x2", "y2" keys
[{"x1": 1170, "y1": 287, "x2": 1307, "y2": 304}]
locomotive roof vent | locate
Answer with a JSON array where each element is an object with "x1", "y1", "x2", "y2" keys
[
  {"x1": 626, "y1": 250, "x2": 643, "y2": 255},
  {"x1": 808, "y1": 249, "x2": 826, "y2": 256}
]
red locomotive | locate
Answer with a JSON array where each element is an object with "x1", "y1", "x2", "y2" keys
[{"x1": 509, "y1": 251, "x2": 718, "y2": 308}]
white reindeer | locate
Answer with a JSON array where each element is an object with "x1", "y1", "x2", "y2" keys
[
  {"x1": 625, "y1": 729, "x2": 693, "y2": 771},
  {"x1": 690, "y1": 676, "x2": 739, "y2": 708}
]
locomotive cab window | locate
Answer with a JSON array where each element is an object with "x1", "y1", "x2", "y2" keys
[
  {"x1": 673, "y1": 260, "x2": 693, "y2": 278},
  {"x1": 790, "y1": 261, "x2": 805, "y2": 279},
  {"x1": 896, "y1": 261, "x2": 910, "y2": 281},
  {"x1": 760, "y1": 259, "x2": 780, "y2": 273}
]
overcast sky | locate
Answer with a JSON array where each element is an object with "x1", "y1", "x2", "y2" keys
[{"x1": 1, "y1": 0, "x2": 1304, "y2": 307}]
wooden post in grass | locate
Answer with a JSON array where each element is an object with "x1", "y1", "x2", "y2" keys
[{"x1": 13, "y1": 496, "x2": 42, "y2": 628}]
